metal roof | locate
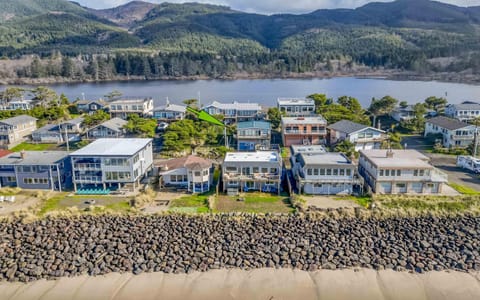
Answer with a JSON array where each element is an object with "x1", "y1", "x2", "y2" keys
[
  {"x1": 0, "y1": 151, "x2": 69, "y2": 165},
  {"x1": 71, "y1": 138, "x2": 152, "y2": 157},
  {"x1": 153, "y1": 104, "x2": 186, "y2": 113},
  {"x1": 224, "y1": 151, "x2": 280, "y2": 163},
  {"x1": 291, "y1": 145, "x2": 327, "y2": 156},
  {"x1": 0, "y1": 115, "x2": 37, "y2": 126},
  {"x1": 277, "y1": 98, "x2": 314, "y2": 106},
  {"x1": 299, "y1": 152, "x2": 353, "y2": 166},
  {"x1": 281, "y1": 116, "x2": 327, "y2": 125},
  {"x1": 237, "y1": 120, "x2": 271, "y2": 130},
  {"x1": 62, "y1": 117, "x2": 84, "y2": 126},
  {"x1": 360, "y1": 149, "x2": 433, "y2": 169},
  {"x1": 92, "y1": 118, "x2": 127, "y2": 132},
  {"x1": 204, "y1": 101, "x2": 262, "y2": 111},
  {"x1": 32, "y1": 124, "x2": 59, "y2": 134},
  {"x1": 328, "y1": 120, "x2": 384, "y2": 135},
  {"x1": 426, "y1": 116, "x2": 472, "y2": 131}
]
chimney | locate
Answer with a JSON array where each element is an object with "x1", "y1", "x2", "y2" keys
[
  {"x1": 386, "y1": 149, "x2": 394, "y2": 158},
  {"x1": 20, "y1": 150, "x2": 26, "y2": 159}
]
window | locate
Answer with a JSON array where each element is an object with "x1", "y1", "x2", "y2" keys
[
  {"x1": 326, "y1": 169, "x2": 332, "y2": 175},
  {"x1": 391, "y1": 170, "x2": 395, "y2": 177},
  {"x1": 385, "y1": 170, "x2": 390, "y2": 176},
  {"x1": 226, "y1": 166, "x2": 237, "y2": 172},
  {"x1": 419, "y1": 170, "x2": 425, "y2": 176},
  {"x1": 346, "y1": 169, "x2": 351, "y2": 176},
  {"x1": 313, "y1": 168, "x2": 319, "y2": 175},
  {"x1": 253, "y1": 167, "x2": 259, "y2": 173},
  {"x1": 396, "y1": 183, "x2": 406, "y2": 188},
  {"x1": 23, "y1": 178, "x2": 48, "y2": 185},
  {"x1": 261, "y1": 167, "x2": 268, "y2": 173},
  {"x1": 271, "y1": 168, "x2": 278, "y2": 174},
  {"x1": 397, "y1": 170, "x2": 401, "y2": 176},
  {"x1": 133, "y1": 154, "x2": 140, "y2": 164},
  {"x1": 203, "y1": 170, "x2": 209, "y2": 176},
  {"x1": 307, "y1": 169, "x2": 312, "y2": 176},
  {"x1": 414, "y1": 170, "x2": 418, "y2": 176},
  {"x1": 194, "y1": 171, "x2": 201, "y2": 176},
  {"x1": 380, "y1": 170, "x2": 384, "y2": 176},
  {"x1": 333, "y1": 169, "x2": 338, "y2": 176},
  {"x1": 320, "y1": 169, "x2": 325, "y2": 175},
  {"x1": 105, "y1": 158, "x2": 128, "y2": 166},
  {"x1": 339, "y1": 169, "x2": 345, "y2": 176}
]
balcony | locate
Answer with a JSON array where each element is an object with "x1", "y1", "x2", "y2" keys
[
  {"x1": 75, "y1": 176, "x2": 102, "y2": 183},
  {"x1": 223, "y1": 173, "x2": 281, "y2": 181},
  {"x1": 237, "y1": 134, "x2": 271, "y2": 139},
  {"x1": 451, "y1": 135, "x2": 474, "y2": 140},
  {"x1": 352, "y1": 135, "x2": 388, "y2": 143},
  {"x1": 74, "y1": 163, "x2": 101, "y2": 170},
  {"x1": 284, "y1": 130, "x2": 326, "y2": 135}
]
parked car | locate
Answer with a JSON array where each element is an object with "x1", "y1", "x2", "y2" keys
[{"x1": 157, "y1": 122, "x2": 169, "y2": 132}]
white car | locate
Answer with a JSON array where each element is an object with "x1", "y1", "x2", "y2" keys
[{"x1": 157, "y1": 122, "x2": 169, "y2": 132}]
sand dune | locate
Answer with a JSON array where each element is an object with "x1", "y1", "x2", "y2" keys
[{"x1": 1, "y1": 268, "x2": 480, "y2": 300}]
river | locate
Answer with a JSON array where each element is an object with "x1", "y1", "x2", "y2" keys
[{"x1": 33, "y1": 77, "x2": 480, "y2": 107}]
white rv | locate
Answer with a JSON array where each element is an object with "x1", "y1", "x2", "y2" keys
[{"x1": 457, "y1": 156, "x2": 480, "y2": 173}]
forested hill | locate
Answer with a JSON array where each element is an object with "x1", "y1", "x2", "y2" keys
[{"x1": 2, "y1": 0, "x2": 480, "y2": 81}]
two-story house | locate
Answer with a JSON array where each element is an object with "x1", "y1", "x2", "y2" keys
[
  {"x1": 424, "y1": 116, "x2": 475, "y2": 148},
  {"x1": 0, "y1": 100, "x2": 33, "y2": 111},
  {"x1": 358, "y1": 149, "x2": 448, "y2": 194},
  {"x1": 0, "y1": 150, "x2": 71, "y2": 191},
  {"x1": 236, "y1": 121, "x2": 271, "y2": 151},
  {"x1": 445, "y1": 101, "x2": 480, "y2": 122},
  {"x1": 277, "y1": 98, "x2": 316, "y2": 117},
  {"x1": 153, "y1": 103, "x2": 186, "y2": 122},
  {"x1": 390, "y1": 105, "x2": 435, "y2": 122},
  {"x1": 157, "y1": 155, "x2": 213, "y2": 193},
  {"x1": 328, "y1": 120, "x2": 387, "y2": 151},
  {"x1": 108, "y1": 98, "x2": 154, "y2": 119},
  {"x1": 0, "y1": 115, "x2": 37, "y2": 149},
  {"x1": 292, "y1": 152, "x2": 358, "y2": 195},
  {"x1": 85, "y1": 118, "x2": 128, "y2": 140},
  {"x1": 281, "y1": 116, "x2": 327, "y2": 147},
  {"x1": 70, "y1": 138, "x2": 153, "y2": 192},
  {"x1": 59, "y1": 117, "x2": 84, "y2": 142},
  {"x1": 222, "y1": 151, "x2": 282, "y2": 195},
  {"x1": 75, "y1": 100, "x2": 109, "y2": 114},
  {"x1": 202, "y1": 101, "x2": 263, "y2": 124},
  {"x1": 32, "y1": 117, "x2": 85, "y2": 143}
]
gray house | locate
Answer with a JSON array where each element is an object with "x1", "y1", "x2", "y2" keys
[
  {"x1": 0, "y1": 150, "x2": 71, "y2": 191},
  {"x1": 32, "y1": 117, "x2": 85, "y2": 143},
  {"x1": 237, "y1": 121, "x2": 272, "y2": 151},
  {"x1": 75, "y1": 100, "x2": 109, "y2": 114},
  {"x1": 0, "y1": 115, "x2": 37, "y2": 149},
  {"x1": 86, "y1": 118, "x2": 128, "y2": 140}
]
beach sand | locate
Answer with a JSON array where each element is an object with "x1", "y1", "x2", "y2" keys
[{"x1": 1, "y1": 268, "x2": 480, "y2": 300}]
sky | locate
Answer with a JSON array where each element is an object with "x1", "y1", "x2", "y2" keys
[{"x1": 75, "y1": 0, "x2": 480, "y2": 14}]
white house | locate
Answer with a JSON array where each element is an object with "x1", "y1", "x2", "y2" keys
[
  {"x1": 328, "y1": 120, "x2": 387, "y2": 151},
  {"x1": 277, "y1": 98, "x2": 316, "y2": 117},
  {"x1": 390, "y1": 105, "x2": 435, "y2": 122},
  {"x1": 86, "y1": 118, "x2": 128, "y2": 140},
  {"x1": 424, "y1": 116, "x2": 475, "y2": 148},
  {"x1": 358, "y1": 149, "x2": 448, "y2": 194},
  {"x1": 445, "y1": 101, "x2": 480, "y2": 122},
  {"x1": 202, "y1": 101, "x2": 263, "y2": 124},
  {"x1": 108, "y1": 98, "x2": 154, "y2": 119},
  {"x1": 153, "y1": 103, "x2": 186, "y2": 122},
  {"x1": 157, "y1": 155, "x2": 213, "y2": 193}
]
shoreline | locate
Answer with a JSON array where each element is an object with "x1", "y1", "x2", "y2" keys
[{"x1": 1, "y1": 268, "x2": 480, "y2": 300}]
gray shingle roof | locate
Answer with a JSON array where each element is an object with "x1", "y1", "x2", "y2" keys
[
  {"x1": 33, "y1": 124, "x2": 59, "y2": 134},
  {"x1": 328, "y1": 120, "x2": 373, "y2": 134},
  {"x1": 94, "y1": 118, "x2": 127, "y2": 132},
  {"x1": 62, "y1": 117, "x2": 84, "y2": 126},
  {"x1": 426, "y1": 116, "x2": 472, "y2": 131},
  {"x1": 0, "y1": 115, "x2": 37, "y2": 126},
  {"x1": 0, "y1": 151, "x2": 69, "y2": 165},
  {"x1": 450, "y1": 102, "x2": 480, "y2": 110}
]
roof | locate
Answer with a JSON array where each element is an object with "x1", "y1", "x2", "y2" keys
[
  {"x1": 360, "y1": 149, "x2": 432, "y2": 169},
  {"x1": 0, "y1": 115, "x2": 37, "y2": 126},
  {"x1": 62, "y1": 117, "x2": 84, "y2": 126},
  {"x1": 153, "y1": 104, "x2": 186, "y2": 113},
  {"x1": 33, "y1": 124, "x2": 59, "y2": 134},
  {"x1": 449, "y1": 102, "x2": 480, "y2": 110},
  {"x1": 328, "y1": 120, "x2": 376, "y2": 135},
  {"x1": 0, "y1": 150, "x2": 12, "y2": 158},
  {"x1": 0, "y1": 151, "x2": 69, "y2": 165},
  {"x1": 277, "y1": 98, "x2": 314, "y2": 106},
  {"x1": 394, "y1": 105, "x2": 434, "y2": 113},
  {"x1": 75, "y1": 100, "x2": 108, "y2": 106},
  {"x1": 158, "y1": 155, "x2": 212, "y2": 172},
  {"x1": 224, "y1": 151, "x2": 280, "y2": 163},
  {"x1": 204, "y1": 101, "x2": 262, "y2": 111},
  {"x1": 291, "y1": 145, "x2": 327, "y2": 156},
  {"x1": 281, "y1": 116, "x2": 327, "y2": 125},
  {"x1": 426, "y1": 116, "x2": 472, "y2": 131},
  {"x1": 237, "y1": 121, "x2": 271, "y2": 130},
  {"x1": 93, "y1": 118, "x2": 128, "y2": 132},
  {"x1": 109, "y1": 98, "x2": 152, "y2": 104},
  {"x1": 71, "y1": 138, "x2": 152, "y2": 156},
  {"x1": 299, "y1": 152, "x2": 353, "y2": 166}
]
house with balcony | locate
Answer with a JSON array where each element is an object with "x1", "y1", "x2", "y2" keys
[
  {"x1": 222, "y1": 151, "x2": 282, "y2": 195},
  {"x1": 445, "y1": 101, "x2": 480, "y2": 122},
  {"x1": 390, "y1": 105, "x2": 435, "y2": 122},
  {"x1": 75, "y1": 100, "x2": 109, "y2": 114},
  {"x1": 85, "y1": 118, "x2": 128, "y2": 140},
  {"x1": 0, "y1": 100, "x2": 33, "y2": 111},
  {"x1": 281, "y1": 116, "x2": 327, "y2": 147},
  {"x1": 0, "y1": 115, "x2": 37, "y2": 149},
  {"x1": 236, "y1": 121, "x2": 271, "y2": 151},
  {"x1": 108, "y1": 98, "x2": 154, "y2": 119},
  {"x1": 292, "y1": 152, "x2": 359, "y2": 195},
  {"x1": 33, "y1": 117, "x2": 85, "y2": 144},
  {"x1": 153, "y1": 103, "x2": 186, "y2": 122},
  {"x1": 0, "y1": 150, "x2": 71, "y2": 191},
  {"x1": 70, "y1": 138, "x2": 153, "y2": 192},
  {"x1": 202, "y1": 101, "x2": 263, "y2": 124},
  {"x1": 358, "y1": 149, "x2": 448, "y2": 194},
  {"x1": 157, "y1": 155, "x2": 213, "y2": 193},
  {"x1": 277, "y1": 98, "x2": 316, "y2": 117},
  {"x1": 328, "y1": 120, "x2": 387, "y2": 151},
  {"x1": 424, "y1": 116, "x2": 475, "y2": 148}
]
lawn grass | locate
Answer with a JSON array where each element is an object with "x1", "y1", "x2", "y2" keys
[
  {"x1": 11, "y1": 143, "x2": 57, "y2": 152},
  {"x1": 215, "y1": 192, "x2": 295, "y2": 213},
  {"x1": 449, "y1": 183, "x2": 480, "y2": 195},
  {"x1": 169, "y1": 191, "x2": 213, "y2": 213},
  {"x1": 37, "y1": 194, "x2": 132, "y2": 216}
]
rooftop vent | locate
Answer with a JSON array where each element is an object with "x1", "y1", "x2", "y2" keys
[
  {"x1": 20, "y1": 150, "x2": 26, "y2": 159},
  {"x1": 386, "y1": 149, "x2": 394, "y2": 158}
]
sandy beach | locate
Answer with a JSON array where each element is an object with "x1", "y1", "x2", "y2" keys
[{"x1": 1, "y1": 268, "x2": 480, "y2": 300}]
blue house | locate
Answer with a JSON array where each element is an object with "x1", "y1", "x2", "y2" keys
[{"x1": 236, "y1": 121, "x2": 272, "y2": 151}]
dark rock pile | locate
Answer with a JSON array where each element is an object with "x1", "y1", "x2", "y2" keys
[{"x1": 1, "y1": 214, "x2": 480, "y2": 282}]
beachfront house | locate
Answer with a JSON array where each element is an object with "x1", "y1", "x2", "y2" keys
[
  {"x1": 358, "y1": 149, "x2": 448, "y2": 194},
  {"x1": 445, "y1": 101, "x2": 480, "y2": 122},
  {"x1": 424, "y1": 116, "x2": 475, "y2": 148},
  {"x1": 70, "y1": 138, "x2": 154, "y2": 192},
  {"x1": 202, "y1": 101, "x2": 263, "y2": 124},
  {"x1": 75, "y1": 100, "x2": 109, "y2": 114},
  {"x1": 157, "y1": 155, "x2": 213, "y2": 193},
  {"x1": 277, "y1": 98, "x2": 316, "y2": 117},
  {"x1": 85, "y1": 118, "x2": 128, "y2": 140},
  {"x1": 0, "y1": 115, "x2": 37, "y2": 149},
  {"x1": 236, "y1": 120, "x2": 272, "y2": 151},
  {"x1": 222, "y1": 151, "x2": 282, "y2": 195},
  {"x1": 281, "y1": 116, "x2": 327, "y2": 147},
  {"x1": 153, "y1": 103, "x2": 186, "y2": 122},
  {"x1": 328, "y1": 120, "x2": 387, "y2": 151},
  {"x1": 0, "y1": 150, "x2": 71, "y2": 191},
  {"x1": 292, "y1": 152, "x2": 358, "y2": 195},
  {"x1": 108, "y1": 98, "x2": 154, "y2": 119},
  {"x1": 0, "y1": 100, "x2": 33, "y2": 111}
]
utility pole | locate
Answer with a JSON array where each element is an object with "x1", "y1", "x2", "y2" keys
[
  {"x1": 198, "y1": 91, "x2": 201, "y2": 108},
  {"x1": 64, "y1": 125, "x2": 70, "y2": 152},
  {"x1": 474, "y1": 125, "x2": 478, "y2": 157}
]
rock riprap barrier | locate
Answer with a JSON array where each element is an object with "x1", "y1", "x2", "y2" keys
[{"x1": 1, "y1": 215, "x2": 480, "y2": 282}]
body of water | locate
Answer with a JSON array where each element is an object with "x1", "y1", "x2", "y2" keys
[{"x1": 37, "y1": 77, "x2": 480, "y2": 108}]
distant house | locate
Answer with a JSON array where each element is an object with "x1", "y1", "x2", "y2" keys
[
  {"x1": 236, "y1": 120, "x2": 271, "y2": 151},
  {"x1": 86, "y1": 118, "x2": 128, "y2": 140},
  {"x1": 75, "y1": 100, "x2": 108, "y2": 114},
  {"x1": 153, "y1": 103, "x2": 186, "y2": 122},
  {"x1": 277, "y1": 98, "x2": 316, "y2": 117},
  {"x1": 0, "y1": 100, "x2": 33, "y2": 111},
  {"x1": 358, "y1": 149, "x2": 448, "y2": 194},
  {"x1": 424, "y1": 116, "x2": 475, "y2": 148},
  {"x1": 202, "y1": 101, "x2": 263, "y2": 124},
  {"x1": 222, "y1": 151, "x2": 282, "y2": 195},
  {"x1": 108, "y1": 98, "x2": 154, "y2": 119},
  {"x1": 0, "y1": 150, "x2": 71, "y2": 191},
  {"x1": 0, "y1": 115, "x2": 37, "y2": 149},
  {"x1": 391, "y1": 105, "x2": 435, "y2": 122},
  {"x1": 281, "y1": 116, "x2": 327, "y2": 147},
  {"x1": 33, "y1": 117, "x2": 85, "y2": 143},
  {"x1": 445, "y1": 101, "x2": 480, "y2": 122},
  {"x1": 59, "y1": 117, "x2": 84, "y2": 141},
  {"x1": 157, "y1": 155, "x2": 213, "y2": 193},
  {"x1": 328, "y1": 120, "x2": 387, "y2": 151}
]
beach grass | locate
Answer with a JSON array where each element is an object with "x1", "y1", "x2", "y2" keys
[
  {"x1": 215, "y1": 192, "x2": 295, "y2": 214},
  {"x1": 449, "y1": 183, "x2": 480, "y2": 195},
  {"x1": 335, "y1": 195, "x2": 372, "y2": 208},
  {"x1": 169, "y1": 191, "x2": 213, "y2": 213},
  {"x1": 373, "y1": 194, "x2": 480, "y2": 213}
]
